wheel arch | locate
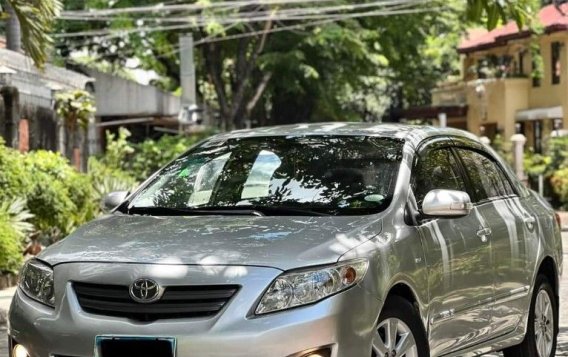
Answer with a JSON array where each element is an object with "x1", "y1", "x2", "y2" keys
[
  {"x1": 537, "y1": 255, "x2": 559, "y2": 300},
  {"x1": 384, "y1": 281, "x2": 429, "y2": 334},
  {"x1": 388, "y1": 282, "x2": 419, "y2": 306}
]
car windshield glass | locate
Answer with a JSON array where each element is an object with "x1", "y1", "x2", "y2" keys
[{"x1": 127, "y1": 135, "x2": 404, "y2": 216}]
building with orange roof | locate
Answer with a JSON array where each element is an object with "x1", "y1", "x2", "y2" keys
[{"x1": 426, "y1": 3, "x2": 568, "y2": 151}]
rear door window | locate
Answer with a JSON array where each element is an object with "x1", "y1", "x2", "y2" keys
[{"x1": 454, "y1": 148, "x2": 516, "y2": 203}]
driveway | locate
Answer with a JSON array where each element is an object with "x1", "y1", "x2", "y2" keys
[{"x1": 1, "y1": 233, "x2": 568, "y2": 356}]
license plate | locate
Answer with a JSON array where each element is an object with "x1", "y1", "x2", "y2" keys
[{"x1": 95, "y1": 336, "x2": 176, "y2": 357}]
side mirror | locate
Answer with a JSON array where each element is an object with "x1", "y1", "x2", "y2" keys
[
  {"x1": 422, "y1": 189, "x2": 473, "y2": 218},
  {"x1": 102, "y1": 191, "x2": 129, "y2": 212}
]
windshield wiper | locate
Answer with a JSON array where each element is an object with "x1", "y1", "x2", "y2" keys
[
  {"x1": 126, "y1": 205, "x2": 331, "y2": 217},
  {"x1": 236, "y1": 205, "x2": 331, "y2": 216},
  {"x1": 127, "y1": 206, "x2": 265, "y2": 217}
]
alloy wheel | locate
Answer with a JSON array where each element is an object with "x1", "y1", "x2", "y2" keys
[
  {"x1": 373, "y1": 317, "x2": 418, "y2": 357},
  {"x1": 534, "y1": 289, "x2": 554, "y2": 357}
]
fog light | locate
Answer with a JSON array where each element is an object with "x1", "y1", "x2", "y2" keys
[{"x1": 13, "y1": 344, "x2": 30, "y2": 357}]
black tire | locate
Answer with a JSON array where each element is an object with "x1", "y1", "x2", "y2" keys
[
  {"x1": 372, "y1": 295, "x2": 430, "y2": 357},
  {"x1": 503, "y1": 275, "x2": 558, "y2": 357}
]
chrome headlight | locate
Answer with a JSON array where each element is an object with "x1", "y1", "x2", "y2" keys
[
  {"x1": 19, "y1": 259, "x2": 55, "y2": 308},
  {"x1": 255, "y1": 259, "x2": 369, "y2": 315}
]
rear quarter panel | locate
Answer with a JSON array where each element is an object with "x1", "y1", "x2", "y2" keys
[{"x1": 528, "y1": 191, "x2": 563, "y2": 280}]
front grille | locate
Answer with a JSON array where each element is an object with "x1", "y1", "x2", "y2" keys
[{"x1": 73, "y1": 282, "x2": 239, "y2": 321}]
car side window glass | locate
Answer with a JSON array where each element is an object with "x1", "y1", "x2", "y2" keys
[
  {"x1": 455, "y1": 148, "x2": 515, "y2": 202},
  {"x1": 413, "y1": 148, "x2": 466, "y2": 207}
]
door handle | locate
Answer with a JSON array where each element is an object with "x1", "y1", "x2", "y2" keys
[
  {"x1": 523, "y1": 216, "x2": 537, "y2": 231},
  {"x1": 477, "y1": 227, "x2": 492, "y2": 243}
]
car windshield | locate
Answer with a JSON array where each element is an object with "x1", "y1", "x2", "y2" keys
[{"x1": 126, "y1": 135, "x2": 403, "y2": 216}]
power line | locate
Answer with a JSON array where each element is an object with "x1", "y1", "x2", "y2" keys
[
  {"x1": 60, "y1": 0, "x2": 339, "y2": 17},
  {"x1": 55, "y1": 0, "x2": 430, "y2": 39},
  {"x1": 60, "y1": 0, "x2": 425, "y2": 22},
  {"x1": 54, "y1": 0, "x2": 439, "y2": 59},
  {"x1": 63, "y1": 4, "x2": 440, "y2": 59},
  {"x1": 195, "y1": 6, "x2": 441, "y2": 45}
]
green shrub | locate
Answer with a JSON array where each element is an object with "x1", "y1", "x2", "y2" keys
[
  {"x1": 546, "y1": 136, "x2": 568, "y2": 172},
  {"x1": 0, "y1": 199, "x2": 33, "y2": 273},
  {"x1": 136, "y1": 133, "x2": 212, "y2": 181},
  {"x1": 491, "y1": 134, "x2": 513, "y2": 167},
  {"x1": 0, "y1": 126, "x2": 212, "y2": 250},
  {"x1": 524, "y1": 151, "x2": 551, "y2": 178},
  {"x1": 100, "y1": 128, "x2": 134, "y2": 170},
  {"x1": 522, "y1": 136, "x2": 568, "y2": 207},
  {"x1": 88, "y1": 156, "x2": 137, "y2": 204},
  {"x1": 0, "y1": 219, "x2": 23, "y2": 274},
  {"x1": 0, "y1": 199, "x2": 34, "y2": 237},
  {"x1": 551, "y1": 168, "x2": 568, "y2": 209},
  {"x1": 101, "y1": 127, "x2": 213, "y2": 182},
  {"x1": 0, "y1": 138, "x2": 32, "y2": 202},
  {"x1": 24, "y1": 150, "x2": 96, "y2": 237},
  {"x1": 89, "y1": 129, "x2": 138, "y2": 200}
]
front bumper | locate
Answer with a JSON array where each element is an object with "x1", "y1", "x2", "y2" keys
[{"x1": 8, "y1": 262, "x2": 382, "y2": 357}]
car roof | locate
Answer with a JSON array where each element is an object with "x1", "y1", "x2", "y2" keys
[{"x1": 209, "y1": 122, "x2": 481, "y2": 148}]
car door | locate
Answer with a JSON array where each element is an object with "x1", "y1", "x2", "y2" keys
[
  {"x1": 454, "y1": 146, "x2": 534, "y2": 337},
  {"x1": 411, "y1": 139, "x2": 493, "y2": 356}
]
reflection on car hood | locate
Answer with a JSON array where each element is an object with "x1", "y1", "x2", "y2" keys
[{"x1": 39, "y1": 214, "x2": 382, "y2": 270}]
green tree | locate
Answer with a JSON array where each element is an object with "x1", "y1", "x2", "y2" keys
[
  {"x1": 2, "y1": 0, "x2": 62, "y2": 67},
  {"x1": 466, "y1": 0, "x2": 540, "y2": 30},
  {"x1": 54, "y1": 89, "x2": 96, "y2": 160},
  {"x1": 53, "y1": 0, "x2": 539, "y2": 127},
  {"x1": 2, "y1": 0, "x2": 537, "y2": 70}
]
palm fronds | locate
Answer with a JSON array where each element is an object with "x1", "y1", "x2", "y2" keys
[
  {"x1": 5, "y1": 0, "x2": 62, "y2": 68},
  {"x1": 0, "y1": 198, "x2": 35, "y2": 237}
]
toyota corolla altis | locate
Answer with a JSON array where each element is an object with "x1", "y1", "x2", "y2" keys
[{"x1": 8, "y1": 123, "x2": 563, "y2": 357}]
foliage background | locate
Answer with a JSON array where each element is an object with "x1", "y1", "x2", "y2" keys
[
  {"x1": 0, "y1": 131, "x2": 209, "y2": 273},
  {"x1": 54, "y1": 0, "x2": 471, "y2": 129}
]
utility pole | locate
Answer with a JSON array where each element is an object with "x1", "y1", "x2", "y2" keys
[
  {"x1": 178, "y1": 34, "x2": 200, "y2": 132},
  {"x1": 438, "y1": 112, "x2": 447, "y2": 128},
  {"x1": 179, "y1": 34, "x2": 197, "y2": 107}
]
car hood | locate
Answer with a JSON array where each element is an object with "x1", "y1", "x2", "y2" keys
[{"x1": 39, "y1": 214, "x2": 382, "y2": 271}]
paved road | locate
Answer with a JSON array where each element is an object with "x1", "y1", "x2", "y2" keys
[
  {"x1": 0, "y1": 326, "x2": 6, "y2": 357},
  {"x1": 1, "y1": 233, "x2": 568, "y2": 357},
  {"x1": 0, "y1": 287, "x2": 13, "y2": 357}
]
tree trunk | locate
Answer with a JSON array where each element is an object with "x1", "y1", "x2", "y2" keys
[
  {"x1": 56, "y1": 118, "x2": 66, "y2": 156},
  {"x1": 72, "y1": 124, "x2": 84, "y2": 171},
  {"x1": 228, "y1": 20, "x2": 273, "y2": 129},
  {"x1": 65, "y1": 118, "x2": 77, "y2": 161},
  {"x1": 5, "y1": 1, "x2": 21, "y2": 52},
  {"x1": 202, "y1": 20, "x2": 272, "y2": 131},
  {"x1": 246, "y1": 72, "x2": 272, "y2": 120},
  {"x1": 202, "y1": 42, "x2": 231, "y2": 130}
]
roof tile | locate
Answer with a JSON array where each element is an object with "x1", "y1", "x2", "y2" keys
[{"x1": 459, "y1": 4, "x2": 568, "y2": 53}]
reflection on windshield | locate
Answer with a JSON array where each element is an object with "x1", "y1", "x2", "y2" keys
[{"x1": 128, "y1": 135, "x2": 404, "y2": 216}]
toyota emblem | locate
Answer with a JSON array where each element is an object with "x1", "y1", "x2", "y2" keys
[{"x1": 129, "y1": 278, "x2": 163, "y2": 304}]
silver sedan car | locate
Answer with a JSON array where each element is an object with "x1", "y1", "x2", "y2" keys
[{"x1": 8, "y1": 123, "x2": 563, "y2": 357}]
